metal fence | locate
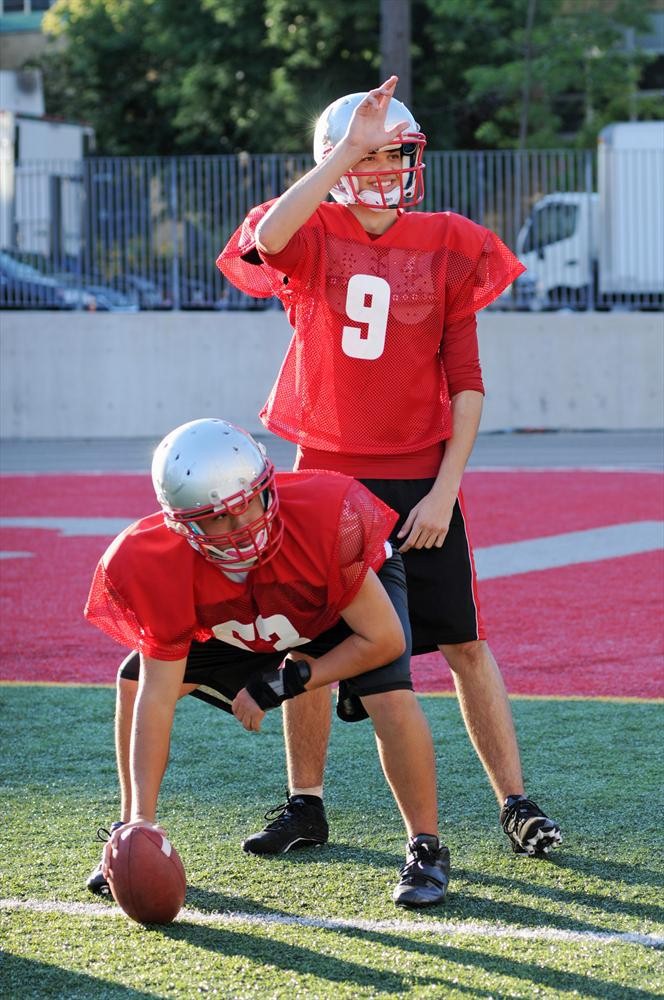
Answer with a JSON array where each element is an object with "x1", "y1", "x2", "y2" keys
[{"x1": 1, "y1": 147, "x2": 662, "y2": 311}]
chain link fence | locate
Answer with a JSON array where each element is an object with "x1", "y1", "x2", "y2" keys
[{"x1": 1, "y1": 145, "x2": 662, "y2": 311}]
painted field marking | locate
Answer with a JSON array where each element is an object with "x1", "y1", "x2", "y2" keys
[
  {"x1": 475, "y1": 520, "x2": 664, "y2": 579},
  {"x1": 0, "y1": 517, "x2": 133, "y2": 536},
  {"x1": 1, "y1": 517, "x2": 663, "y2": 578},
  {"x1": 1, "y1": 898, "x2": 661, "y2": 949}
]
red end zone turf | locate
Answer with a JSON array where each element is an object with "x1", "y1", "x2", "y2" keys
[{"x1": 1, "y1": 471, "x2": 662, "y2": 698}]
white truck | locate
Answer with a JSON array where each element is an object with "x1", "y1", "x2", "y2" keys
[{"x1": 511, "y1": 121, "x2": 664, "y2": 310}]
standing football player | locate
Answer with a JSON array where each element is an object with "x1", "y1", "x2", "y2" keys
[
  {"x1": 217, "y1": 76, "x2": 562, "y2": 858},
  {"x1": 85, "y1": 418, "x2": 449, "y2": 908}
]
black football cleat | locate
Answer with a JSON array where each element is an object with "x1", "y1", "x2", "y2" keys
[
  {"x1": 392, "y1": 834, "x2": 450, "y2": 908},
  {"x1": 86, "y1": 860, "x2": 110, "y2": 896},
  {"x1": 500, "y1": 796, "x2": 562, "y2": 856},
  {"x1": 242, "y1": 794, "x2": 328, "y2": 855},
  {"x1": 86, "y1": 822, "x2": 123, "y2": 896}
]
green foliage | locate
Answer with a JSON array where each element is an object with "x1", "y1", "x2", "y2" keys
[
  {"x1": 418, "y1": 0, "x2": 661, "y2": 149},
  {"x1": 1, "y1": 686, "x2": 663, "y2": 998},
  {"x1": 35, "y1": 0, "x2": 663, "y2": 154}
]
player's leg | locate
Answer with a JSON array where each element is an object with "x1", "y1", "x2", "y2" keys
[
  {"x1": 444, "y1": 638, "x2": 561, "y2": 852},
  {"x1": 284, "y1": 685, "x2": 331, "y2": 798},
  {"x1": 363, "y1": 689, "x2": 438, "y2": 835},
  {"x1": 362, "y1": 479, "x2": 561, "y2": 857},
  {"x1": 438, "y1": 494, "x2": 560, "y2": 854},
  {"x1": 240, "y1": 687, "x2": 332, "y2": 855},
  {"x1": 346, "y1": 553, "x2": 449, "y2": 907},
  {"x1": 362, "y1": 689, "x2": 449, "y2": 907},
  {"x1": 240, "y1": 654, "x2": 332, "y2": 854},
  {"x1": 178, "y1": 642, "x2": 330, "y2": 855},
  {"x1": 441, "y1": 638, "x2": 524, "y2": 802},
  {"x1": 87, "y1": 653, "x2": 139, "y2": 895}
]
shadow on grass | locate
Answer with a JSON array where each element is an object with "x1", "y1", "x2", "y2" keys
[
  {"x1": 151, "y1": 919, "x2": 655, "y2": 1000},
  {"x1": 333, "y1": 926, "x2": 658, "y2": 1000},
  {"x1": 548, "y1": 851, "x2": 664, "y2": 889},
  {"x1": 452, "y1": 854, "x2": 664, "y2": 928},
  {"x1": 0, "y1": 954, "x2": 156, "y2": 1000},
  {"x1": 157, "y1": 920, "x2": 411, "y2": 993}
]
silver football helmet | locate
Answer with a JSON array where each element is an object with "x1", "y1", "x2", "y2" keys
[
  {"x1": 151, "y1": 418, "x2": 283, "y2": 570},
  {"x1": 313, "y1": 91, "x2": 426, "y2": 209}
]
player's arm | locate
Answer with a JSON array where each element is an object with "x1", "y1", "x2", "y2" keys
[
  {"x1": 128, "y1": 654, "x2": 187, "y2": 823},
  {"x1": 256, "y1": 75, "x2": 407, "y2": 254},
  {"x1": 231, "y1": 568, "x2": 404, "y2": 732},
  {"x1": 398, "y1": 310, "x2": 484, "y2": 552}
]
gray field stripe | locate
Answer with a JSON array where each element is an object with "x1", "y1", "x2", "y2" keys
[
  {"x1": 1, "y1": 519, "x2": 663, "y2": 578},
  {"x1": 0, "y1": 517, "x2": 135, "y2": 536},
  {"x1": 1, "y1": 898, "x2": 661, "y2": 948},
  {"x1": 475, "y1": 521, "x2": 663, "y2": 580}
]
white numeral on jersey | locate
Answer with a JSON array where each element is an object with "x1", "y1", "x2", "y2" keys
[
  {"x1": 342, "y1": 274, "x2": 391, "y2": 360},
  {"x1": 212, "y1": 614, "x2": 310, "y2": 652}
]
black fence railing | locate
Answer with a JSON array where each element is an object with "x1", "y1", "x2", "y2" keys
[{"x1": 1, "y1": 146, "x2": 662, "y2": 311}]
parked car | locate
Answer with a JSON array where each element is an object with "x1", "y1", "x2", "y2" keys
[
  {"x1": 0, "y1": 251, "x2": 93, "y2": 310},
  {"x1": 120, "y1": 274, "x2": 173, "y2": 310},
  {"x1": 52, "y1": 272, "x2": 140, "y2": 312}
]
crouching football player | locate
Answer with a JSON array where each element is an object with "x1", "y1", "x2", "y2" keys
[{"x1": 84, "y1": 417, "x2": 450, "y2": 908}]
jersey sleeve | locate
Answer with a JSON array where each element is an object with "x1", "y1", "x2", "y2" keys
[
  {"x1": 84, "y1": 527, "x2": 204, "y2": 661},
  {"x1": 444, "y1": 216, "x2": 525, "y2": 323},
  {"x1": 441, "y1": 314, "x2": 484, "y2": 397},
  {"x1": 328, "y1": 479, "x2": 398, "y2": 612},
  {"x1": 216, "y1": 200, "x2": 290, "y2": 299}
]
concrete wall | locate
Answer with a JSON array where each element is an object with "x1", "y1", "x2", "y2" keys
[{"x1": 1, "y1": 310, "x2": 662, "y2": 438}]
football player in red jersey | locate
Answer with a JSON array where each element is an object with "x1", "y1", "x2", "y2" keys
[
  {"x1": 217, "y1": 76, "x2": 562, "y2": 859},
  {"x1": 85, "y1": 418, "x2": 449, "y2": 908}
]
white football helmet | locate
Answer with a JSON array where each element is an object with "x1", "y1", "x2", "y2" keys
[
  {"x1": 313, "y1": 91, "x2": 426, "y2": 209},
  {"x1": 151, "y1": 418, "x2": 283, "y2": 570}
]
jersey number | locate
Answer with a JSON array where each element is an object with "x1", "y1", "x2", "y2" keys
[
  {"x1": 342, "y1": 274, "x2": 391, "y2": 360},
  {"x1": 212, "y1": 614, "x2": 309, "y2": 652}
]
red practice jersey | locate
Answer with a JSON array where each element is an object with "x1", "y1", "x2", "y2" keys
[
  {"x1": 217, "y1": 202, "x2": 524, "y2": 456},
  {"x1": 85, "y1": 472, "x2": 396, "y2": 661}
]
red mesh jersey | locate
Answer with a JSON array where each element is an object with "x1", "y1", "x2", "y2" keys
[
  {"x1": 84, "y1": 472, "x2": 396, "y2": 661},
  {"x1": 217, "y1": 202, "x2": 524, "y2": 454}
]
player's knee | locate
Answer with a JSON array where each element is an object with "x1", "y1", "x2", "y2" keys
[
  {"x1": 363, "y1": 688, "x2": 419, "y2": 727},
  {"x1": 440, "y1": 639, "x2": 487, "y2": 675}
]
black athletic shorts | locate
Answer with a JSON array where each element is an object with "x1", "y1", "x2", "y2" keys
[
  {"x1": 118, "y1": 551, "x2": 412, "y2": 716},
  {"x1": 359, "y1": 478, "x2": 485, "y2": 654}
]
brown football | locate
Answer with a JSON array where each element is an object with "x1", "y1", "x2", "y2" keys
[{"x1": 107, "y1": 825, "x2": 186, "y2": 924}]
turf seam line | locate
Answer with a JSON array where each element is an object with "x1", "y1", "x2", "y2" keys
[
  {"x1": 1, "y1": 682, "x2": 661, "y2": 703},
  {"x1": 1, "y1": 899, "x2": 662, "y2": 948}
]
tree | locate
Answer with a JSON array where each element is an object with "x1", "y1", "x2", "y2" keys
[
  {"x1": 41, "y1": 0, "x2": 276, "y2": 154},
  {"x1": 37, "y1": 0, "x2": 661, "y2": 155},
  {"x1": 39, "y1": 0, "x2": 381, "y2": 154},
  {"x1": 417, "y1": 0, "x2": 659, "y2": 150}
]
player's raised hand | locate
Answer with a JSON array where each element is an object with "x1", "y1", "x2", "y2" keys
[{"x1": 344, "y1": 76, "x2": 409, "y2": 155}]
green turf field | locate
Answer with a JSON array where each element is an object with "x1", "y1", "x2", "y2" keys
[{"x1": 1, "y1": 685, "x2": 662, "y2": 999}]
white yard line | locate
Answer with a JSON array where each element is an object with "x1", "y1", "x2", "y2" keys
[{"x1": 1, "y1": 897, "x2": 661, "y2": 949}]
